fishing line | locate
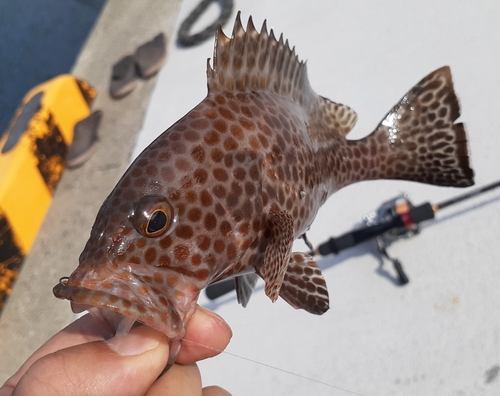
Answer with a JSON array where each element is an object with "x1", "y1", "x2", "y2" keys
[{"x1": 181, "y1": 338, "x2": 367, "y2": 396}]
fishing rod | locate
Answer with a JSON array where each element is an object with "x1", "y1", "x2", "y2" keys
[
  {"x1": 314, "y1": 180, "x2": 500, "y2": 256},
  {"x1": 310, "y1": 179, "x2": 500, "y2": 284},
  {"x1": 206, "y1": 179, "x2": 500, "y2": 300}
]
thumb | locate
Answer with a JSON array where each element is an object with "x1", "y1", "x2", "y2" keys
[{"x1": 13, "y1": 324, "x2": 170, "y2": 396}]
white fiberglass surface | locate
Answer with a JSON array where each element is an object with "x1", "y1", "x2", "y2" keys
[{"x1": 135, "y1": 1, "x2": 500, "y2": 395}]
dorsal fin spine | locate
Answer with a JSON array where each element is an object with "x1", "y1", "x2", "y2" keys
[
  {"x1": 257, "y1": 21, "x2": 271, "y2": 90},
  {"x1": 207, "y1": 13, "x2": 315, "y2": 106},
  {"x1": 245, "y1": 18, "x2": 259, "y2": 89},
  {"x1": 231, "y1": 11, "x2": 244, "y2": 39}
]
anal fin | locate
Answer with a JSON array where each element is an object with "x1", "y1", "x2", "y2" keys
[{"x1": 279, "y1": 252, "x2": 329, "y2": 315}]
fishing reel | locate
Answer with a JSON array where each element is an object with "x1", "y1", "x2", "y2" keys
[
  {"x1": 313, "y1": 194, "x2": 426, "y2": 286},
  {"x1": 362, "y1": 195, "x2": 420, "y2": 285},
  {"x1": 363, "y1": 194, "x2": 420, "y2": 240}
]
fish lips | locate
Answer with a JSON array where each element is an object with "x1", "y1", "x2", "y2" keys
[{"x1": 53, "y1": 263, "x2": 197, "y2": 339}]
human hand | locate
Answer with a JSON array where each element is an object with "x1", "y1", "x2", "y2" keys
[{"x1": 0, "y1": 306, "x2": 232, "y2": 396}]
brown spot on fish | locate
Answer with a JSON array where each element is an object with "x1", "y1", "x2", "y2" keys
[
  {"x1": 185, "y1": 130, "x2": 200, "y2": 142},
  {"x1": 223, "y1": 137, "x2": 239, "y2": 151},
  {"x1": 240, "y1": 118, "x2": 255, "y2": 131},
  {"x1": 193, "y1": 168, "x2": 208, "y2": 184},
  {"x1": 244, "y1": 181, "x2": 256, "y2": 195},
  {"x1": 175, "y1": 157, "x2": 190, "y2": 172},
  {"x1": 158, "y1": 255, "x2": 171, "y2": 267},
  {"x1": 129, "y1": 256, "x2": 140, "y2": 264},
  {"x1": 159, "y1": 235, "x2": 172, "y2": 249},
  {"x1": 199, "y1": 190, "x2": 213, "y2": 206},
  {"x1": 153, "y1": 272, "x2": 163, "y2": 284},
  {"x1": 233, "y1": 167, "x2": 246, "y2": 180},
  {"x1": 204, "y1": 109, "x2": 217, "y2": 119},
  {"x1": 213, "y1": 119, "x2": 227, "y2": 134},
  {"x1": 188, "y1": 208, "x2": 202, "y2": 223},
  {"x1": 213, "y1": 168, "x2": 229, "y2": 181},
  {"x1": 230, "y1": 124, "x2": 244, "y2": 140},
  {"x1": 204, "y1": 213, "x2": 217, "y2": 231},
  {"x1": 211, "y1": 148, "x2": 224, "y2": 162},
  {"x1": 220, "y1": 220, "x2": 231, "y2": 236},
  {"x1": 191, "y1": 254, "x2": 202, "y2": 266},
  {"x1": 167, "y1": 274, "x2": 179, "y2": 287},
  {"x1": 190, "y1": 118, "x2": 209, "y2": 131},
  {"x1": 214, "y1": 239, "x2": 225, "y2": 254},
  {"x1": 227, "y1": 193, "x2": 238, "y2": 208},
  {"x1": 176, "y1": 225, "x2": 194, "y2": 239},
  {"x1": 219, "y1": 107, "x2": 234, "y2": 121},
  {"x1": 215, "y1": 94, "x2": 226, "y2": 105},
  {"x1": 145, "y1": 248, "x2": 157, "y2": 264},
  {"x1": 205, "y1": 131, "x2": 220, "y2": 147},
  {"x1": 213, "y1": 185, "x2": 227, "y2": 199},
  {"x1": 174, "y1": 245, "x2": 190, "y2": 261},
  {"x1": 214, "y1": 203, "x2": 226, "y2": 216},
  {"x1": 197, "y1": 235, "x2": 211, "y2": 251},
  {"x1": 191, "y1": 146, "x2": 205, "y2": 163},
  {"x1": 227, "y1": 243, "x2": 237, "y2": 260},
  {"x1": 195, "y1": 269, "x2": 210, "y2": 281}
]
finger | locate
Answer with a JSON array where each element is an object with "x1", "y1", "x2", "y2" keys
[
  {"x1": 176, "y1": 306, "x2": 232, "y2": 365},
  {"x1": 145, "y1": 363, "x2": 201, "y2": 396},
  {"x1": 1, "y1": 314, "x2": 105, "y2": 393},
  {"x1": 202, "y1": 385, "x2": 232, "y2": 396},
  {"x1": 10, "y1": 324, "x2": 169, "y2": 396}
]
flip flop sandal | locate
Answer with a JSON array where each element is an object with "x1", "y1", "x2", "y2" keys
[
  {"x1": 67, "y1": 110, "x2": 102, "y2": 168},
  {"x1": 177, "y1": 0, "x2": 233, "y2": 47},
  {"x1": 109, "y1": 55, "x2": 137, "y2": 99},
  {"x1": 135, "y1": 33, "x2": 167, "y2": 79}
]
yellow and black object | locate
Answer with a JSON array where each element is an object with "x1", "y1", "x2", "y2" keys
[{"x1": 0, "y1": 75, "x2": 96, "y2": 312}]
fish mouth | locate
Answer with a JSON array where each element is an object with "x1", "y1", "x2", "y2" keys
[
  {"x1": 54, "y1": 278, "x2": 145, "y2": 339},
  {"x1": 53, "y1": 264, "x2": 198, "y2": 340}
]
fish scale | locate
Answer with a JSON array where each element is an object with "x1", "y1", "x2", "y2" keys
[{"x1": 54, "y1": 13, "x2": 473, "y2": 362}]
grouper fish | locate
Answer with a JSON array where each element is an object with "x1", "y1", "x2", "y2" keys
[{"x1": 53, "y1": 13, "x2": 474, "y2": 360}]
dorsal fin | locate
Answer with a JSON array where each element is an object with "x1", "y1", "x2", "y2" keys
[{"x1": 207, "y1": 12, "x2": 314, "y2": 105}]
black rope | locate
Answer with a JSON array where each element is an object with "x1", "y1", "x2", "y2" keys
[{"x1": 177, "y1": 0, "x2": 234, "y2": 47}]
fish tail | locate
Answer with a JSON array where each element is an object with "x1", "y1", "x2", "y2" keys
[{"x1": 342, "y1": 67, "x2": 474, "y2": 188}]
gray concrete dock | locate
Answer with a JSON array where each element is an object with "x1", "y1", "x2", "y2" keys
[{"x1": 0, "y1": 0, "x2": 181, "y2": 382}]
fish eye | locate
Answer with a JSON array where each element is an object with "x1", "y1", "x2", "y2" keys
[
  {"x1": 147, "y1": 210, "x2": 168, "y2": 234},
  {"x1": 133, "y1": 195, "x2": 175, "y2": 238}
]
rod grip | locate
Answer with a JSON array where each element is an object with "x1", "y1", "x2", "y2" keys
[
  {"x1": 317, "y1": 216, "x2": 405, "y2": 255},
  {"x1": 408, "y1": 202, "x2": 435, "y2": 223}
]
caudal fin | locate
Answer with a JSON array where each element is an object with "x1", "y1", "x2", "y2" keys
[{"x1": 349, "y1": 67, "x2": 474, "y2": 187}]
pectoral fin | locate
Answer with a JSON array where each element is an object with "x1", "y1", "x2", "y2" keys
[
  {"x1": 279, "y1": 252, "x2": 329, "y2": 315},
  {"x1": 258, "y1": 210, "x2": 294, "y2": 302}
]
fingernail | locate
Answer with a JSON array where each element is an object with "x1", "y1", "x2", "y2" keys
[
  {"x1": 106, "y1": 326, "x2": 160, "y2": 356},
  {"x1": 197, "y1": 306, "x2": 232, "y2": 335}
]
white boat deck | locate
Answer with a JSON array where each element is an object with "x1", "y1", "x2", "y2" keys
[{"x1": 137, "y1": 1, "x2": 500, "y2": 395}]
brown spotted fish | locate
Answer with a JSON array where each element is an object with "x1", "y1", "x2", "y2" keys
[{"x1": 54, "y1": 13, "x2": 473, "y2": 357}]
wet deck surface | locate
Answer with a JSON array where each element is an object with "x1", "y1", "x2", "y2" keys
[{"x1": 2, "y1": 1, "x2": 500, "y2": 395}]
